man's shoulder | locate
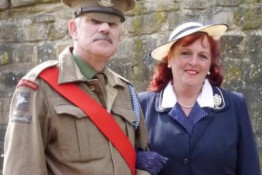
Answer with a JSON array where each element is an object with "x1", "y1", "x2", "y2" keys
[
  {"x1": 16, "y1": 60, "x2": 58, "y2": 90},
  {"x1": 106, "y1": 68, "x2": 131, "y2": 85},
  {"x1": 23, "y1": 60, "x2": 58, "y2": 81}
]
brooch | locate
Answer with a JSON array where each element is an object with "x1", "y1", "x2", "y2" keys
[{"x1": 213, "y1": 94, "x2": 222, "y2": 108}]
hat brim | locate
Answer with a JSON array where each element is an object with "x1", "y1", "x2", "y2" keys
[
  {"x1": 86, "y1": 12, "x2": 121, "y2": 23},
  {"x1": 61, "y1": 0, "x2": 135, "y2": 11},
  {"x1": 151, "y1": 24, "x2": 228, "y2": 61}
]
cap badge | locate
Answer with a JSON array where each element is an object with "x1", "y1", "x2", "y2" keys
[{"x1": 97, "y1": 0, "x2": 114, "y2": 7}]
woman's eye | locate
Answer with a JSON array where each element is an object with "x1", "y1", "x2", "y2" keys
[
  {"x1": 200, "y1": 55, "x2": 208, "y2": 59},
  {"x1": 181, "y1": 51, "x2": 190, "y2": 55}
]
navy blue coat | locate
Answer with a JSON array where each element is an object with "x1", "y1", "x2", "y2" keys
[{"x1": 138, "y1": 86, "x2": 261, "y2": 175}]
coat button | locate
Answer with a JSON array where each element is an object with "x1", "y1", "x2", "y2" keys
[
  {"x1": 183, "y1": 158, "x2": 189, "y2": 165},
  {"x1": 89, "y1": 85, "x2": 96, "y2": 91}
]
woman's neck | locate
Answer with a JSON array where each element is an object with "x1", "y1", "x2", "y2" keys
[{"x1": 173, "y1": 82, "x2": 202, "y2": 112}]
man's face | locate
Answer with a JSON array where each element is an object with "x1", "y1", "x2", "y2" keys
[{"x1": 71, "y1": 14, "x2": 121, "y2": 61}]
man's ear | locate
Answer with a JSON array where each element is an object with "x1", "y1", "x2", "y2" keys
[{"x1": 68, "y1": 19, "x2": 78, "y2": 41}]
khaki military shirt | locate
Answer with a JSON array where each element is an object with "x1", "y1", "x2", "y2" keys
[{"x1": 3, "y1": 47, "x2": 149, "y2": 175}]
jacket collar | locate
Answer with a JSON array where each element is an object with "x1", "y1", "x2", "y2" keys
[
  {"x1": 57, "y1": 46, "x2": 124, "y2": 88},
  {"x1": 156, "y1": 79, "x2": 227, "y2": 112}
]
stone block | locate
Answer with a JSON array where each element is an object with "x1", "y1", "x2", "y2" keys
[
  {"x1": 247, "y1": 32, "x2": 262, "y2": 53},
  {"x1": 0, "y1": 111, "x2": 9, "y2": 125},
  {"x1": 48, "y1": 20, "x2": 68, "y2": 40},
  {"x1": 222, "y1": 58, "x2": 245, "y2": 88},
  {"x1": 234, "y1": 4, "x2": 262, "y2": 30},
  {"x1": 0, "y1": 52, "x2": 10, "y2": 66},
  {"x1": 0, "y1": 126, "x2": 6, "y2": 142},
  {"x1": 221, "y1": 32, "x2": 245, "y2": 59},
  {"x1": 0, "y1": 0, "x2": 8, "y2": 10},
  {"x1": 22, "y1": 19, "x2": 50, "y2": 42},
  {"x1": 244, "y1": 54, "x2": 262, "y2": 85},
  {"x1": 32, "y1": 14, "x2": 55, "y2": 23},
  {"x1": 0, "y1": 44, "x2": 13, "y2": 65},
  {"x1": 217, "y1": 0, "x2": 243, "y2": 6},
  {"x1": 11, "y1": 0, "x2": 57, "y2": 7},
  {"x1": 13, "y1": 44, "x2": 35, "y2": 63},
  {"x1": 3, "y1": 72, "x2": 22, "y2": 87},
  {"x1": 167, "y1": 11, "x2": 203, "y2": 30},
  {"x1": 0, "y1": 22, "x2": 19, "y2": 42},
  {"x1": 37, "y1": 42, "x2": 56, "y2": 63},
  {"x1": 211, "y1": 11, "x2": 234, "y2": 26},
  {"x1": 180, "y1": 0, "x2": 215, "y2": 9},
  {"x1": 125, "y1": 12, "x2": 166, "y2": 35},
  {"x1": 139, "y1": 0, "x2": 180, "y2": 13}
]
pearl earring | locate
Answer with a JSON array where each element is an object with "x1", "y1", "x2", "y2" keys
[
  {"x1": 167, "y1": 65, "x2": 171, "y2": 68},
  {"x1": 207, "y1": 72, "x2": 210, "y2": 75}
]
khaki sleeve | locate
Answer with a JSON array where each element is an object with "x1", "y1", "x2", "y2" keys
[{"x1": 3, "y1": 84, "x2": 49, "y2": 175}]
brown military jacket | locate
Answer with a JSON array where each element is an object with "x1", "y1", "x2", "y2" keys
[{"x1": 3, "y1": 47, "x2": 149, "y2": 175}]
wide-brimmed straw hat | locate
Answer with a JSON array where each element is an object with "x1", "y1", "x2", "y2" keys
[{"x1": 151, "y1": 22, "x2": 228, "y2": 61}]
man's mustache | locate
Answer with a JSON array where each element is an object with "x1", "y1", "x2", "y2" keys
[{"x1": 93, "y1": 35, "x2": 113, "y2": 44}]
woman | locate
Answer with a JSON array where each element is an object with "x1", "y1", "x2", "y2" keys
[{"x1": 138, "y1": 22, "x2": 261, "y2": 175}]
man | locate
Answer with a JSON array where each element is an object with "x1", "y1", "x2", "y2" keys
[{"x1": 3, "y1": 0, "x2": 159, "y2": 174}]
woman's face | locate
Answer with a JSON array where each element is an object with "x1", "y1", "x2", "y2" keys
[{"x1": 168, "y1": 35, "x2": 212, "y2": 89}]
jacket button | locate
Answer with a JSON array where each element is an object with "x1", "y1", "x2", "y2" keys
[
  {"x1": 89, "y1": 85, "x2": 96, "y2": 91},
  {"x1": 183, "y1": 158, "x2": 189, "y2": 165}
]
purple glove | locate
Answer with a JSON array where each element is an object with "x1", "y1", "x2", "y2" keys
[{"x1": 136, "y1": 150, "x2": 168, "y2": 175}]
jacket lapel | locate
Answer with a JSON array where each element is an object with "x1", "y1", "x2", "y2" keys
[
  {"x1": 106, "y1": 85, "x2": 118, "y2": 112},
  {"x1": 189, "y1": 86, "x2": 229, "y2": 152}
]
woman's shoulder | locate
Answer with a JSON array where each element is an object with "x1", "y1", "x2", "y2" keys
[
  {"x1": 213, "y1": 86, "x2": 246, "y2": 108},
  {"x1": 138, "y1": 91, "x2": 156, "y2": 100},
  {"x1": 138, "y1": 91, "x2": 158, "y2": 104},
  {"x1": 216, "y1": 87, "x2": 245, "y2": 100}
]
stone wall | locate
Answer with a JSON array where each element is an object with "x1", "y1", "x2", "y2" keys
[{"x1": 0, "y1": 0, "x2": 261, "y2": 173}]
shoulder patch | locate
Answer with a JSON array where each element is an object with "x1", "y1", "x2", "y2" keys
[{"x1": 17, "y1": 79, "x2": 39, "y2": 90}]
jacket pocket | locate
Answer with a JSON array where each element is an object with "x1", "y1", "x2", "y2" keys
[
  {"x1": 53, "y1": 104, "x2": 110, "y2": 162},
  {"x1": 53, "y1": 104, "x2": 91, "y2": 161},
  {"x1": 111, "y1": 105, "x2": 136, "y2": 125},
  {"x1": 111, "y1": 105, "x2": 137, "y2": 145},
  {"x1": 54, "y1": 104, "x2": 86, "y2": 118}
]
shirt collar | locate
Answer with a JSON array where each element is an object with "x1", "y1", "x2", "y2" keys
[
  {"x1": 73, "y1": 51, "x2": 97, "y2": 80},
  {"x1": 161, "y1": 79, "x2": 214, "y2": 109}
]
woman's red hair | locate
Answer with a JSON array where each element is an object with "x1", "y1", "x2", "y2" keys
[{"x1": 149, "y1": 32, "x2": 223, "y2": 92}]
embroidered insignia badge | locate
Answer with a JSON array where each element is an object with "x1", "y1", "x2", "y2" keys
[
  {"x1": 97, "y1": 0, "x2": 114, "y2": 7},
  {"x1": 17, "y1": 79, "x2": 39, "y2": 90},
  {"x1": 16, "y1": 92, "x2": 30, "y2": 111},
  {"x1": 11, "y1": 114, "x2": 32, "y2": 124}
]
